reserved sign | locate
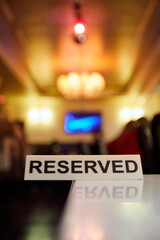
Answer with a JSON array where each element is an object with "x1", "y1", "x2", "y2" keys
[{"x1": 24, "y1": 155, "x2": 143, "y2": 180}]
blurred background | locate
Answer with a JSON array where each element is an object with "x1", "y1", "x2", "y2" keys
[{"x1": 0, "y1": 0, "x2": 160, "y2": 239}]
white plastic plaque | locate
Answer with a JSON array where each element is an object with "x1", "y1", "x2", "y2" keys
[{"x1": 24, "y1": 155, "x2": 143, "y2": 180}]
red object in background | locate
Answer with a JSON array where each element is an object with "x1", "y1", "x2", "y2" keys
[{"x1": 108, "y1": 129, "x2": 144, "y2": 168}]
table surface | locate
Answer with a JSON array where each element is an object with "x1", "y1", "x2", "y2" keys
[{"x1": 58, "y1": 175, "x2": 160, "y2": 240}]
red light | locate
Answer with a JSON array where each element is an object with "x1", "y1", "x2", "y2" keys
[{"x1": 74, "y1": 23, "x2": 85, "y2": 34}]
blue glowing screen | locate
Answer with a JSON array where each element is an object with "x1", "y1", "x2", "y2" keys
[{"x1": 64, "y1": 112, "x2": 102, "y2": 133}]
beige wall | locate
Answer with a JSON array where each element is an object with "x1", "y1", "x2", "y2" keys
[{"x1": 5, "y1": 94, "x2": 160, "y2": 144}]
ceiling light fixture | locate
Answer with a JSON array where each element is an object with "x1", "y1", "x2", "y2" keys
[
  {"x1": 57, "y1": 72, "x2": 105, "y2": 99},
  {"x1": 73, "y1": 1, "x2": 87, "y2": 43}
]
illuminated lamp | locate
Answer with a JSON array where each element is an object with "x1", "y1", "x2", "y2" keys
[
  {"x1": 28, "y1": 108, "x2": 53, "y2": 124},
  {"x1": 120, "y1": 108, "x2": 132, "y2": 122},
  {"x1": 120, "y1": 107, "x2": 144, "y2": 122},
  {"x1": 73, "y1": 22, "x2": 87, "y2": 43},
  {"x1": 57, "y1": 72, "x2": 105, "y2": 99},
  {"x1": 74, "y1": 23, "x2": 85, "y2": 34},
  {"x1": 40, "y1": 108, "x2": 52, "y2": 123},
  {"x1": 28, "y1": 108, "x2": 40, "y2": 123},
  {"x1": 132, "y1": 108, "x2": 144, "y2": 120}
]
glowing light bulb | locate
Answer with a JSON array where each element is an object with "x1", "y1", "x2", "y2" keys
[
  {"x1": 28, "y1": 108, "x2": 40, "y2": 123},
  {"x1": 40, "y1": 108, "x2": 52, "y2": 123},
  {"x1": 120, "y1": 108, "x2": 132, "y2": 122},
  {"x1": 74, "y1": 23, "x2": 85, "y2": 34},
  {"x1": 132, "y1": 107, "x2": 144, "y2": 120}
]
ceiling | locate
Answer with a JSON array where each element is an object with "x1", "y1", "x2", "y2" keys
[{"x1": 0, "y1": 0, "x2": 160, "y2": 99}]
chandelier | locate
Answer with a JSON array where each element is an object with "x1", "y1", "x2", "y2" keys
[{"x1": 57, "y1": 72, "x2": 105, "y2": 99}]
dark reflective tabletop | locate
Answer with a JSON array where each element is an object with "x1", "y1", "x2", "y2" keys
[
  {"x1": 59, "y1": 175, "x2": 160, "y2": 240},
  {"x1": 0, "y1": 180, "x2": 71, "y2": 240}
]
